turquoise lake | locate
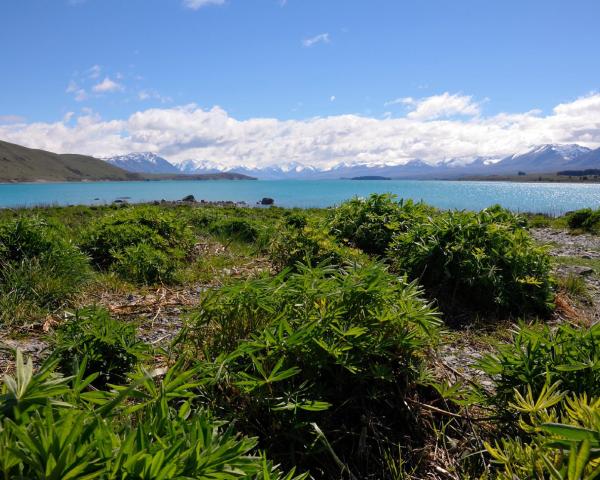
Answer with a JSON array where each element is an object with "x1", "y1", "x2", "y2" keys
[{"x1": 1, "y1": 180, "x2": 600, "y2": 214}]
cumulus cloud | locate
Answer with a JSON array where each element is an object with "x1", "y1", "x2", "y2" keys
[
  {"x1": 2, "y1": 93, "x2": 600, "y2": 168},
  {"x1": 92, "y1": 77, "x2": 124, "y2": 93},
  {"x1": 386, "y1": 92, "x2": 481, "y2": 120},
  {"x1": 183, "y1": 0, "x2": 225, "y2": 9},
  {"x1": 302, "y1": 33, "x2": 330, "y2": 47},
  {"x1": 66, "y1": 80, "x2": 87, "y2": 101},
  {"x1": 0, "y1": 115, "x2": 26, "y2": 124}
]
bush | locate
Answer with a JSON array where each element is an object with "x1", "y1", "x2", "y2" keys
[
  {"x1": 485, "y1": 385, "x2": 600, "y2": 479},
  {"x1": 478, "y1": 322, "x2": 600, "y2": 412},
  {"x1": 50, "y1": 306, "x2": 147, "y2": 387},
  {"x1": 0, "y1": 351, "x2": 306, "y2": 480},
  {"x1": 388, "y1": 206, "x2": 554, "y2": 316},
  {"x1": 328, "y1": 194, "x2": 434, "y2": 255},
  {"x1": 269, "y1": 223, "x2": 364, "y2": 270},
  {"x1": 210, "y1": 218, "x2": 259, "y2": 243},
  {"x1": 184, "y1": 263, "x2": 441, "y2": 477},
  {"x1": 0, "y1": 217, "x2": 90, "y2": 325},
  {"x1": 113, "y1": 242, "x2": 181, "y2": 284},
  {"x1": 566, "y1": 208, "x2": 600, "y2": 233},
  {"x1": 80, "y1": 207, "x2": 193, "y2": 283}
]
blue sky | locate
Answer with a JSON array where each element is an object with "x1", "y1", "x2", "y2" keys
[{"x1": 1, "y1": 0, "x2": 600, "y2": 167}]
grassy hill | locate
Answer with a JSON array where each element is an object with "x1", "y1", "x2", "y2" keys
[
  {"x1": 0, "y1": 140, "x2": 256, "y2": 182},
  {"x1": 0, "y1": 140, "x2": 142, "y2": 182}
]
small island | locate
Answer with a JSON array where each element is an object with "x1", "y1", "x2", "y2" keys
[{"x1": 350, "y1": 175, "x2": 392, "y2": 180}]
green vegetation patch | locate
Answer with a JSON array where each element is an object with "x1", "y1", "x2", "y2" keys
[
  {"x1": 183, "y1": 262, "x2": 441, "y2": 477},
  {"x1": 0, "y1": 216, "x2": 90, "y2": 325},
  {"x1": 80, "y1": 206, "x2": 193, "y2": 284},
  {"x1": 388, "y1": 206, "x2": 553, "y2": 316}
]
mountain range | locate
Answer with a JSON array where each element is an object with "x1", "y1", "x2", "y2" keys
[
  {"x1": 105, "y1": 144, "x2": 600, "y2": 180},
  {"x1": 0, "y1": 140, "x2": 255, "y2": 183}
]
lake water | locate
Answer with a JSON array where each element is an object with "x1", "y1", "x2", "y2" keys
[{"x1": 1, "y1": 179, "x2": 600, "y2": 214}]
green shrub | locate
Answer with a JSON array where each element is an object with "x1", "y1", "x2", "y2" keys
[
  {"x1": 269, "y1": 223, "x2": 364, "y2": 270},
  {"x1": 566, "y1": 208, "x2": 600, "y2": 233},
  {"x1": 113, "y1": 242, "x2": 181, "y2": 284},
  {"x1": 485, "y1": 385, "x2": 600, "y2": 479},
  {"x1": 478, "y1": 322, "x2": 600, "y2": 412},
  {"x1": 328, "y1": 193, "x2": 434, "y2": 255},
  {"x1": 388, "y1": 207, "x2": 554, "y2": 316},
  {"x1": 184, "y1": 263, "x2": 441, "y2": 477},
  {"x1": 0, "y1": 217, "x2": 90, "y2": 325},
  {"x1": 210, "y1": 218, "x2": 259, "y2": 243},
  {"x1": 80, "y1": 207, "x2": 193, "y2": 282},
  {"x1": 51, "y1": 306, "x2": 147, "y2": 387},
  {"x1": 0, "y1": 351, "x2": 306, "y2": 480}
]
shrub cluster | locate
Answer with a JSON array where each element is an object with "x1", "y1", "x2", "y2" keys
[
  {"x1": 51, "y1": 306, "x2": 147, "y2": 387},
  {"x1": 387, "y1": 206, "x2": 553, "y2": 315},
  {"x1": 479, "y1": 322, "x2": 600, "y2": 478},
  {"x1": 0, "y1": 217, "x2": 90, "y2": 325},
  {"x1": 328, "y1": 193, "x2": 433, "y2": 255},
  {"x1": 80, "y1": 207, "x2": 193, "y2": 284},
  {"x1": 184, "y1": 262, "x2": 441, "y2": 478},
  {"x1": 566, "y1": 207, "x2": 600, "y2": 233},
  {"x1": 0, "y1": 351, "x2": 305, "y2": 480}
]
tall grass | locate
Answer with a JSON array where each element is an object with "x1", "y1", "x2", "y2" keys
[{"x1": 0, "y1": 216, "x2": 90, "y2": 326}]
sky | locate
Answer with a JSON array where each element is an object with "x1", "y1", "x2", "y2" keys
[{"x1": 1, "y1": 0, "x2": 600, "y2": 168}]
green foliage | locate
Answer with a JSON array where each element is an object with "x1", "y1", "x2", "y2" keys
[
  {"x1": 388, "y1": 206, "x2": 554, "y2": 316},
  {"x1": 485, "y1": 384, "x2": 600, "y2": 479},
  {"x1": 478, "y1": 322, "x2": 600, "y2": 413},
  {"x1": 210, "y1": 218, "x2": 259, "y2": 243},
  {"x1": 80, "y1": 207, "x2": 192, "y2": 284},
  {"x1": 567, "y1": 208, "x2": 600, "y2": 233},
  {"x1": 328, "y1": 193, "x2": 434, "y2": 255},
  {"x1": 0, "y1": 351, "x2": 306, "y2": 480},
  {"x1": 113, "y1": 243, "x2": 181, "y2": 284},
  {"x1": 269, "y1": 222, "x2": 364, "y2": 270},
  {"x1": 184, "y1": 262, "x2": 441, "y2": 477},
  {"x1": 0, "y1": 217, "x2": 90, "y2": 325},
  {"x1": 50, "y1": 307, "x2": 147, "y2": 388}
]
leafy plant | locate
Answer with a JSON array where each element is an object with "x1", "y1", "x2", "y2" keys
[
  {"x1": 183, "y1": 262, "x2": 441, "y2": 478},
  {"x1": 0, "y1": 216, "x2": 90, "y2": 325},
  {"x1": 0, "y1": 351, "x2": 306, "y2": 480},
  {"x1": 388, "y1": 206, "x2": 554, "y2": 316},
  {"x1": 79, "y1": 206, "x2": 192, "y2": 266},
  {"x1": 478, "y1": 322, "x2": 600, "y2": 413},
  {"x1": 486, "y1": 384, "x2": 600, "y2": 479},
  {"x1": 80, "y1": 206, "x2": 193, "y2": 283},
  {"x1": 50, "y1": 306, "x2": 147, "y2": 387},
  {"x1": 113, "y1": 242, "x2": 181, "y2": 284},
  {"x1": 328, "y1": 193, "x2": 434, "y2": 255},
  {"x1": 269, "y1": 222, "x2": 364, "y2": 270},
  {"x1": 210, "y1": 218, "x2": 260, "y2": 243},
  {"x1": 567, "y1": 208, "x2": 600, "y2": 233}
]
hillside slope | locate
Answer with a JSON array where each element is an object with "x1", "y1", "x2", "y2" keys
[{"x1": 0, "y1": 140, "x2": 140, "y2": 182}]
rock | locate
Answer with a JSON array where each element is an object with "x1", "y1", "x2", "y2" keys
[
  {"x1": 572, "y1": 266, "x2": 595, "y2": 276},
  {"x1": 181, "y1": 195, "x2": 196, "y2": 202},
  {"x1": 260, "y1": 197, "x2": 275, "y2": 205}
]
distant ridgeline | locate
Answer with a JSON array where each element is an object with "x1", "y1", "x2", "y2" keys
[{"x1": 558, "y1": 169, "x2": 600, "y2": 177}]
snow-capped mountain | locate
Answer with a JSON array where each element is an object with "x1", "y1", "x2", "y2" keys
[
  {"x1": 104, "y1": 152, "x2": 180, "y2": 174},
  {"x1": 491, "y1": 144, "x2": 592, "y2": 173},
  {"x1": 107, "y1": 143, "x2": 597, "y2": 179}
]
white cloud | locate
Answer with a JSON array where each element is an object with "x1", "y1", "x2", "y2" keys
[
  {"x1": 2, "y1": 93, "x2": 600, "y2": 168},
  {"x1": 302, "y1": 33, "x2": 330, "y2": 47},
  {"x1": 386, "y1": 92, "x2": 481, "y2": 120},
  {"x1": 66, "y1": 80, "x2": 88, "y2": 101},
  {"x1": 138, "y1": 89, "x2": 173, "y2": 104},
  {"x1": 92, "y1": 77, "x2": 124, "y2": 93},
  {"x1": 0, "y1": 115, "x2": 25, "y2": 124},
  {"x1": 330, "y1": 95, "x2": 336, "y2": 102},
  {"x1": 87, "y1": 64, "x2": 101, "y2": 79},
  {"x1": 183, "y1": 0, "x2": 225, "y2": 9}
]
